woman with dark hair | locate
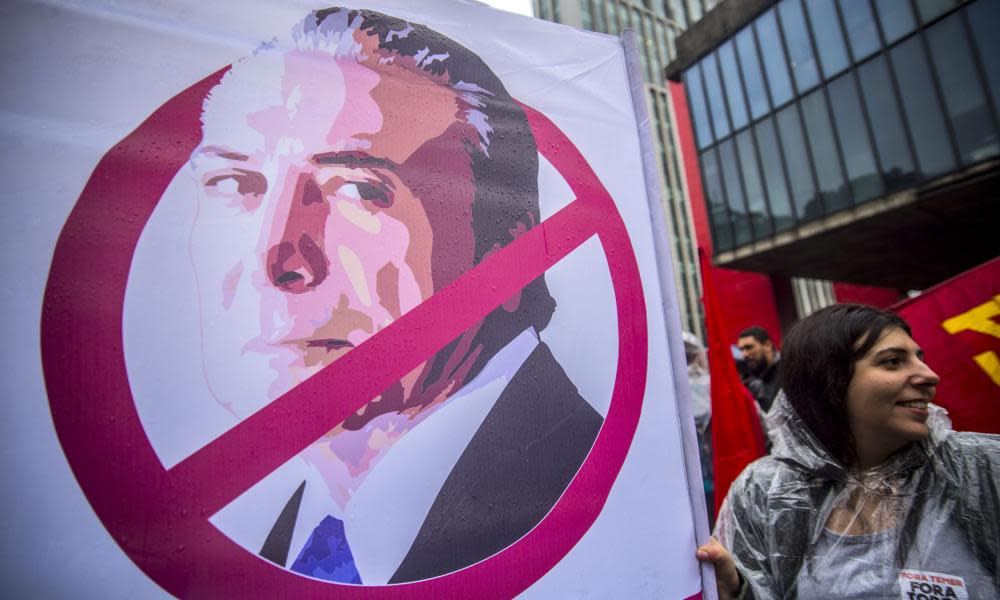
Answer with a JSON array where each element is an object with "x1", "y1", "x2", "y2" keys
[{"x1": 696, "y1": 304, "x2": 1000, "y2": 599}]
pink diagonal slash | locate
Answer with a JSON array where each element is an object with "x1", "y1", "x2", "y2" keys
[
  {"x1": 168, "y1": 193, "x2": 607, "y2": 517},
  {"x1": 43, "y1": 73, "x2": 656, "y2": 595}
]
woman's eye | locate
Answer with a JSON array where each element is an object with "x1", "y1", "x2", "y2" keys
[
  {"x1": 340, "y1": 181, "x2": 394, "y2": 208},
  {"x1": 880, "y1": 356, "x2": 902, "y2": 368}
]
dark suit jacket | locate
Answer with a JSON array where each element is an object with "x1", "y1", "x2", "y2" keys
[
  {"x1": 389, "y1": 341, "x2": 602, "y2": 582},
  {"x1": 260, "y1": 341, "x2": 602, "y2": 582},
  {"x1": 743, "y1": 358, "x2": 780, "y2": 413}
]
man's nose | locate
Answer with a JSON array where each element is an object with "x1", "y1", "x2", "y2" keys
[{"x1": 265, "y1": 172, "x2": 330, "y2": 292}]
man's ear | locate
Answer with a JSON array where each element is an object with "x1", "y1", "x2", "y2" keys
[
  {"x1": 502, "y1": 290, "x2": 522, "y2": 312},
  {"x1": 495, "y1": 214, "x2": 536, "y2": 313}
]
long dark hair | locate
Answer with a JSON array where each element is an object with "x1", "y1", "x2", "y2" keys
[{"x1": 780, "y1": 304, "x2": 911, "y2": 466}]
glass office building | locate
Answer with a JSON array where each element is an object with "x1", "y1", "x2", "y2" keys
[
  {"x1": 672, "y1": 0, "x2": 999, "y2": 290},
  {"x1": 535, "y1": 0, "x2": 852, "y2": 335},
  {"x1": 533, "y1": 0, "x2": 724, "y2": 338}
]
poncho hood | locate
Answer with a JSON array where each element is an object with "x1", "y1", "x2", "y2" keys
[
  {"x1": 766, "y1": 392, "x2": 955, "y2": 484},
  {"x1": 715, "y1": 393, "x2": 1000, "y2": 600}
]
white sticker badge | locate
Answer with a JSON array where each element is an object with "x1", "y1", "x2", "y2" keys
[{"x1": 899, "y1": 569, "x2": 968, "y2": 600}]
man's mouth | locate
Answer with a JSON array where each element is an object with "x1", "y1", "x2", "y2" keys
[
  {"x1": 305, "y1": 338, "x2": 355, "y2": 351},
  {"x1": 897, "y1": 400, "x2": 929, "y2": 409}
]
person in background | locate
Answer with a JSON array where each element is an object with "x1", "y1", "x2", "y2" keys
[
  {"x1": 737, "y1": 326, "x2": 780, "y2": 414},
  {"x1": 697, "y1": 304, "x2": 1000, "y2": 599},
  {"x1": 684, "y1": 331, "x2": 714, "y2": 527}
]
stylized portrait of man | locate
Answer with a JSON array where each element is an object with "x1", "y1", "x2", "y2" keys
[{"x1": 186, "y1": 7, "x2": 601, "y2": 584}]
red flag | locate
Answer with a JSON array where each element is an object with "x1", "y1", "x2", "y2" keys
[
  {"x1": 892, "y1": 257, "x2": 1000, "y2": 434},
  {"x1": 699, "y1": 248, "x2": 766, "y2": 515}
]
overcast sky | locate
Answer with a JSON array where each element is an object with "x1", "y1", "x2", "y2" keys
[{"x1": 480, "y1": 0, "x2": 533, "y2": 16}]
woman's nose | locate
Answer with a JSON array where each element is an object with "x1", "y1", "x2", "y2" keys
[{"x1": 914, "y1": 357, "x2": 941, "y2": 388}]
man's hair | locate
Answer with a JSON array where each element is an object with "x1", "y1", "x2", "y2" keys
[
  {"x1": 206, "y1": 8, "x2": 555, "y2": 392},
  {"x1": 780, "y1": 304, "x2": 911, "y2": 466},
  {"x1": 738, "y1": 325, "x2": 772, "y2": 344}
]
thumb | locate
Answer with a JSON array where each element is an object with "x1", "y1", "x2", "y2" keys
[
  {"x1": 695, "y1": 536, "x2": 725, "y2": 561},
  {"x1": 695, "y1": 537, "x2": 741, "y2": 594}
]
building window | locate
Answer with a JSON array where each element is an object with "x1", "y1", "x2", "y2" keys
[
  {"x1": 702, "y1": 52, "x2": 732, "y2": 140},
  {"x1": 735, "y1": 27, "x2": 770, "y2": 120},
  {"x1": 718, "y1": 40, "x2": 749, "y2": 130},
  {"x1": 754, "y1": 116, "x2": 796, "y2": 232},
  {"x1": 639, "y1": 14, "x2": 653, "y2": 81},
  {"x1": 701, "y1": 148, "x2": 734, "y2": 251},
  {"x1": 580, "y1": 0, "x2": 593, "y2": 30},
  {"x1": 618, "y1": 3, "x2": 630, "y2": 32},
  {"x1": 805, "y1": 0, "x2": 849, "y2": 79},
  {"x1": 686, "y1": 0, "x2": 703, "y2": 24},
  {"x1": 685, "y1": 64, "x2": 714, "y2": 149},
  {"x1": 680, "y1": 0, "x2": 996, "y2": 260},
  {"x1": 669, "y1": 0, "x2": 688, "y2": 29},
  {"x1": 827, "y1": 72, "x2": 883, "y2": 204},
  {"x1": 656, "y1": 22, "x2": 673, "y2": 75},
  {"x1": 873, "y1": 0, "x2": 917, "y2": 44},
  {"x1": 793, "y1": 278, "x2": 836, "y2": 318},
  {"x1": 839, "y1": 0, "x2": 881, "y2": 62},
  {"x1": 915, "y1": 0, "x2": 955, "y2": 24},
  {"x1": 801, "y1": 88, "x2": 848, "y2": 214},
  {"x1": 967, "y1": 0, "x2": 1000, "y2": 121},
  {"x1": 735, "y1": 129, "x2": 772, "y2": 239},
  {"x1": 756, "y1": 9, "x2": 794, "y2": 108},
  {"x1": 926, "y1": 12, "x2": 999, "y2": 164},
  {"x1": 592, "y1": 1, "x2": 607, "y2": 32},
  {"x1": 857, "y1": 55, "x2": 918, "y2": 191},
  {"x1": 890, "y1": 35, "x2": 956, "y2": 178},
  {"x1": 719, "y1": 139, "x2": 752, "y2": 247},
  {"x1": 776, "y1": 103, "x2": 818, "y2": 222},
  {"x1": 778, "y1": 0, "x2": 821, "y2": 93},
  {"x1": 537, "y1": 0, "x2": 551, "y2": 21}
]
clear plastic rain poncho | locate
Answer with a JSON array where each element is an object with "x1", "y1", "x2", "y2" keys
[{"x1": 715, "y1": 393, "x2": 1000, "y2": 600}]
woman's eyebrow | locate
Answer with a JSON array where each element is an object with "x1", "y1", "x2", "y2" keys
[{"x1": 872, "y1": 346, "x2": 925, "y2": 360}]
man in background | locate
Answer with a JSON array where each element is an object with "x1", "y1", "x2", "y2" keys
[{"x1": 737, "y1": 326, "x2": 780, "y2": 414}]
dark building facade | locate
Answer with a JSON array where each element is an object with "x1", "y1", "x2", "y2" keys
[
  {"x1": 533, "y1": 0, "x2": 905, "y2": 342},
  {"x1": 667, "y1": 0, "x2": 999, "y2": 293}
]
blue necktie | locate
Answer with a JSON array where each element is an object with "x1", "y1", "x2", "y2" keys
[{"x1": 290, "y1": 515, "x2": 362, "y2": 584}]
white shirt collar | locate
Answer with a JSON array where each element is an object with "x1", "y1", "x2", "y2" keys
[{"x1": 210, "y1": 327, "x2": 540, "y2": 584}]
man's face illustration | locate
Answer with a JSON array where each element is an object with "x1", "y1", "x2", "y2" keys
[{"x1": 189, "y1": 48, "x2": 479, "y2": 419}]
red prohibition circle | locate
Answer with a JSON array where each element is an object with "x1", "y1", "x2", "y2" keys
[{"x1": 41, "y1": 68, "x2": 648, "y2": 598}]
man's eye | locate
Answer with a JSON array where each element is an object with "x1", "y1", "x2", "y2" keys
[
  {"x1": 203, "y1": 170, "x2": 267, "y2": 198},
  {"x1": 340, "y1": 181, "x2": 394, "y2": 208}
]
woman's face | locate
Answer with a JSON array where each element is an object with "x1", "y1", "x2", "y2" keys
[{"x1": 845, "y1": 326, "x2": 940, "y2": 468}]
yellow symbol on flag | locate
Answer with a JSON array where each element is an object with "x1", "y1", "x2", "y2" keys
[{"x1": 942, "y1": 294, "x2": 1000, "y2": 388}]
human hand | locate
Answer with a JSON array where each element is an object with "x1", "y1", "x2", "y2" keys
[{"x1": 696, "y1": 537, "x2": 742, "y2": 599}]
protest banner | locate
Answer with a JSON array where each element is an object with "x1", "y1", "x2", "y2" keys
[{"x1": 4, "y1": 1, "x2": 711, "y2": 596}]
